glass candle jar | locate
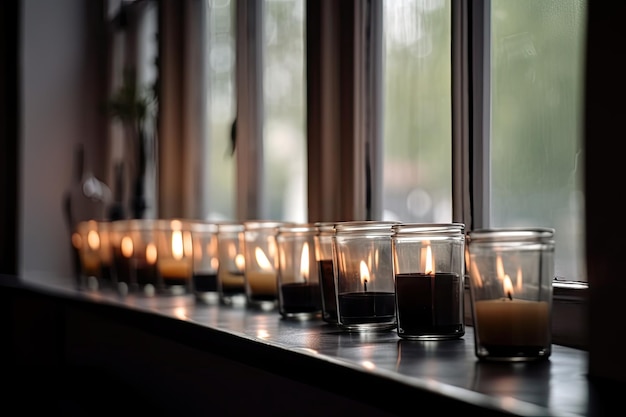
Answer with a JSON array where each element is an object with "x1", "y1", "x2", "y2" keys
[
  {"x1": 243, "y1": 220, "x2": 285, "y2": 310},
  {"x1": 189, "y1": 220, "x2": 220, "y2": 304},
  {"x1": 276, "y1": 224, "x2": 322, "y2": 320},
  {"x1": 109, "y1": 219, "x2": 159, "y2": 296},
  {"x1": 314, "y1": 222, "x2": 337, "y2": 324},
  {"x1": 154, "y1": 219, "x2": 194, "y2": 296},
  {"x1": 73, "y1": 220, "x2": 105, "y2": 291},
  {"x1": 466, "y1": 228, "x2": 555, "y2": 362},
  {"x1": 392, "y1": 223, "x2": 465, "y2": 340},
  {"x1": 333, "y1": 221, "x2": 398, "y2": 332},
  {"x1": 216, "y1": 222, "x2": 247, "y2": 306}
]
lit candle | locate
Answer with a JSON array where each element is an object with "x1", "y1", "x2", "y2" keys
[
  {"x1": 280, "y1": 242, "x2": 321, "y2": 316},
  {"x1": 337, "y1": 261, "x2": 395, "y2": 324},
  {"x1": 395, "y1": 245, "x2": 462, "y2": 338},
  {"x1": 246, "y1": 247, "x2": 278, "y2": 298},
  {"x1": 158, "y1": 229, "x2": 192, "y2": 283},
  {"x1": 219, "y1": 251, "x2": 246, "y2": 296},
  {"x1": 475, "y1": 275, "x2": 550, "y2": 347},
  {"x1": 135, "y1": 241, "x2": 158, "y2": 288},
  {"x1": 360, "y1": 260, "x2": 369, "y2": 292},
  {"x1": 80, "y1": 228, "x2": 101, "y2": 277}
]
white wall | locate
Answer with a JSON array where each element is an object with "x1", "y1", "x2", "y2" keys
[{"x1": 21, "y1": 0, "x2": 99, "y2": 283}]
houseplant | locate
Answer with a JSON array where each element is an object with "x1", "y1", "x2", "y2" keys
[{"x1": 107, "y1": 68, "x2": 158, "y2": 219}]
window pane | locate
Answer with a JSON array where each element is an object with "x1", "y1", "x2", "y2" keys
[
  {"x1": 264, "y1": 0, "x2": 306, "y2": 222},
  {"x1": 206, "y1": 0, "x2": 237, "y2": 221},
  {"x1": 490, "y1": 0, "x2": 587, "y2": 281},
  {"x1": 382, "y1": 0, "x2": 452, "y2": 223}
]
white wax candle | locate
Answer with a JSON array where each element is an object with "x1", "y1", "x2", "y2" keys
[
  {"x1": 158, "y1": 258, "x2": 191, "y2": 279},
  {"x1": 219, "y1": 269, "x2": 245, "y2": 287},
  {"x1": 247, "y1": 271, "x2": 277, "y2": 296},
  {"x1": 475, "y1": 299, "x2": 550, "y2": 346}
]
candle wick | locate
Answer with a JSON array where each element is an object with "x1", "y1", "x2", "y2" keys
[
  {"x1": 364, "y1": 279, "x2": 368, "y2": 292},
  {"x1": 507, "y1": 291, "x2": 512, "y2": 301}
]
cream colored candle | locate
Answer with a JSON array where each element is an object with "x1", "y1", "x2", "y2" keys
[
  {"x1": 220, "y1": 270, "x2": 245, "y2": 287},
  {"x1": 247, "y1": 247, "x2": 277, "y2": 296},
  {"x1": 475, "y1": 298, "x2": 549, "y2": 346},
  {"x1": 158, "y1": 258, "x2": 191, "y2": 280},
  {"x1": 246, "y1": 271, "x2": 277, "y2": 296}
]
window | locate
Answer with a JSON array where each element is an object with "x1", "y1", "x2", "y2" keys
[
  {"x1": 382, "y1": 0, "x2": 452, "y2": 224},
  {"x1": 159, "y1": 0, "x2": 588, "y2": 346},
  {"x1": 489, "y1": 0, "x2": 586, "y2": 283},
  {"x1": 205, "y1": 0, "x2": 237, "y2": 220},
  {"x1": 382, "y1": 0, "x2": 586, "y2": 285},
  {"x1": 203, "y1": 0, "x2": 306, "y2": 222},
  {"x1": 263, "y1": 0, "x2": 307, "y2": 222},
  {"x1": 194, "y1": 0, "x2": 587, "y2": 283}
]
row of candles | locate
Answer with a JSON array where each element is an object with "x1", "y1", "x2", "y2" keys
[{"x1": 71, "y1": 219, "x2": 555, "y2": 362}]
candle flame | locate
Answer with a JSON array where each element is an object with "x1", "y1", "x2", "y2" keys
[
  {"x1": 146, "y1": 243, "x2": 157, "y2": 264},
  {"x1": 503, "y1": 275, "x2": 514, "y2": 299},
  {"x1": 172, "y1": 230, "x2": 184, "y2": 260},
  {"x1": 121, "y1": 236, "x2": 134, "y2": 258},
  {"x1": 516, "y1": 266, "x2": 523, "y2": 292},
  {"x1": 255, "y1": 247, "x2": 273, "y2": 271},
  {"x1": 360, "y1": 261, "x2": 370, "y2": 291},
  {"x1": 87, "y1": 230, "x2": 100, "y2": 251},
  {"x1": 235, "y1": 253, "x2": 245, "y2": 271},
  {"x1": 424, "y1": 245, "x2": 434, "y2": 275},
  {"x1": 300, "y1": 242, "x2": 309, "y2": 281}
]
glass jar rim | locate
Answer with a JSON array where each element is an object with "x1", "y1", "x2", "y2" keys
[
  {"x1": 277, "y1": 223, "x2": 317, "y2": 234},
  {"x1": 334, "y1": 220, "x2": 400, "y2": 234},
  {"x1": 392, "y1": 222, "x2": 465, "y2": 234},
  {"x1": 467, "y1": 227, "x2": 555, "y2": 243}
]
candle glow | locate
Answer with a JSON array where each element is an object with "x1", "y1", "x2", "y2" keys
[
  {"x1": 424, "y1": 245, "x2": 434, "y2": 275},
  {"x1": 146, "y1": 243, "x2": 157, "y2": 264},
  {"x1": 87, "y1": 229, "x2": 100, "y2": 251},
  {"x1": 300, "y1": 243, "x2": 309, "y2": 282},
  {"x1": 235, "y1": 253, "x2": 245, "y2": 271},
  {"x1": 172, "y1": 230, "x2": 184, "y2": 260},
  {"x1": 503, "y1": 275, "x2": 514, "y2": 299},
  {"x1": 360, "y1": 261, "x2": 370, "y2": 292},
  {"x1": 121, "y1": 236, "x2": 134, "y2": 258},
  {"x1": 255, "y1": 247, "x2": 273, "y2": 271}
]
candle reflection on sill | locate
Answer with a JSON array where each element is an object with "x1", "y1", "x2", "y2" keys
[{"x1": 174, "y1": 306, "x2": 188, "y2": 320}]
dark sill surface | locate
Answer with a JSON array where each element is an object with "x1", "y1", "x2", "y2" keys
[{"x1": 3, "y1": 274, "x2": 599, "y2": 416}]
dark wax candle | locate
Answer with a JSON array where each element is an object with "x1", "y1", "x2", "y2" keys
[
  {"x1": 318, "y1": 259, "x2": 337, "y2": 323},
  {"x1": 280, "y1": 283, "x2": 322, "y2": 314},
  {"x1": 338, "y1": 292, "x2": 396, "y2": 325},
  {"x1": 136, "y1": 263, "x2": 158, "y2": 287},
  {"x1": 100, "y1": 264, "x2": 113, "y2": 284},
  {"x1": 193, "y1": 273, "x2": 218, "y2": 292},
  {"x1": 112, "y1": 248, "x2": 132, "y2": 284},
  {"x1": 395, "y1": 272, "x2": 462, "y2": 338}
]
